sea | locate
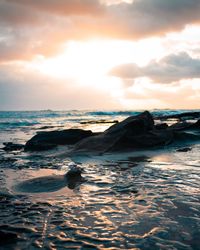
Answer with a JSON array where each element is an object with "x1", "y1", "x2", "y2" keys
[{"x1": 0, "y1": 110, "x2": 200, "y2": 250}]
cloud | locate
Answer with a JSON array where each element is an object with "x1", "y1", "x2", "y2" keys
[
  {"x1": 122, "y1": 81, "x2": 200, "y2": 109},
  {"x1": 0, "y1": 63, "x2": 119, "y2": 110},
  {"x1": 1, "y1": 0, "x2": 200, "y2": 62},
  {"x1": 1, "y1": 61, "x2": 199, "y2": 111},
  {"x1": 110, "y1": 52, "x2": 200, "y2": 83},
  {"x1": 0, "y1": 0, "x2": 102, "y2": 27},
  {"x1": 0, "y1": 1, "x2": 41, "y2": 26},
  {"x1": 5, "y1": 0, "x2": 200, "y2": 34},
  {"x1": 8, "y1": 0, "x2": 103, "y2": 17},
  {"x1": 0, "y1": 0, "x2": 103, "y2": 61}
]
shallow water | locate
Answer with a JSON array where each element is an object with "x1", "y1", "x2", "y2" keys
[{"x1": 0, "y1": 110, "x2": 200, "y2": 249}]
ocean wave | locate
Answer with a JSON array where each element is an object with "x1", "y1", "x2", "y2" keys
[
  {"x1": 86, "y1": 111, "x2": 141, "y2": 116},
  {"x1": 86, "y1": 110, "x2": 200, "y2": 117},
  {"x1": 0, "y1": 111, "x2": 83, "y2": 119},
  {"x1": 153, "y1": 109, "x2": 200, "y2": 115},
  {"x1": 1, "y1": 110, "x2": 200, "y2": 119},
  {"x1": 0, "y1": 110, "x2": 200, "y2": 130},
  {"x1": 0, "y1": 121, "x2": 40, "y2": 128}
]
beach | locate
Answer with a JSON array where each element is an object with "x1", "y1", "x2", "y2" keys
[{"x1": 0, "y1": 110, "x2": 200, "y2": 249}]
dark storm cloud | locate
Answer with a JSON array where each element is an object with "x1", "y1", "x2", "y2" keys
[{"x1": 110, "y1": 52, "x2": 200, "y2": 83}]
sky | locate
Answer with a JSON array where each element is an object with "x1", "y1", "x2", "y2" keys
[{"x1": 0, "y1": 0, "x2": 200, "y2": 110}]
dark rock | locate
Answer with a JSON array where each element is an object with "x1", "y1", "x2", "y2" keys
[
  {"x1": 15, "y1": 165, "x2": 84, "y2": 193},
  {"x1": 2, "y1": 142, "x2": 24, "y2": 151},
  {"x1": 156, "y1": 111, "x2": 200, "y2": 120},
  {"x1": 105, "y1": 111, "x2": 154, "y2": 135},
  {"x1": 128, "y1": 155, "x2": 151, "y2": 162},
  {"x1": 24, "y1": 111, "x2": 200, "y2": 154},
  {"x1": 38, "y1": 126, "x2": 55, "y2": 130},
  {"x1": 80, "y1": 120, "x2": 118, "y2": 124},
  {"x1": 65, "y1": 165, "x2": 82, "y2": 178},
  {"x1": 73, "y1": 112, "x2": 173, "y2": 154},
  {"x1": 173, "y1": 131, "x2": 200, "y2": 141},
  {"x1": 25, "y1": 143, "x2": 56, "y2": 151},
  {"x1": 65, "y1": 166, "x2": 84, "y2": 189},
  {"x1": 25, "y1": 129, "x2": 93, "y2": 151},
  {"x1": 176, "y1": 147, "x2": 192, "y2": 152},
  {"x1": 169, "y1": 122, "x2": 194, "y2": 130},
  {"x1": 191, "y1": 119, "x2": 200, "y2": 129},
  {"x1": 74, "y1": 134, "x2": 120, "y2": 153},
  {"x1": 155, "y1": 123, "x2": 168, "y2": 130},
  {"x1": 0, "y1": 230, "x2": 18, "y2": 245},
  {"x1": 110, "y1": 129, "x2": 174, "y2": 151},
  {"x1": 168, "y1": 119, "x2": 200, "y2": 131}
]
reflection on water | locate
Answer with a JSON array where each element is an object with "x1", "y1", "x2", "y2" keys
[
  {"x1": 1, "y1": 110, "x2": 200, "y2": 249},
  {"x1": 0, "y1": 145, "x2": 200, "y2": 249}
]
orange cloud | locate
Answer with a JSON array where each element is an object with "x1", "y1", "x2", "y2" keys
[
  {"x1": 124, "y1": 81, "x2": 200, "y2": 109},
  {"x1": 1, "y1": 0, "x2": 200, "y2": 62},
  {"x1": 8, "y1": 0, "x2": 103, "y2": 16}
]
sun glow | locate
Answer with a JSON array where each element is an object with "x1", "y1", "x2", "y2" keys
[
  {"x1": 33, "y1": 40, "x2": 132, "y2": 80},
  {"x1": 30, "y1": 39, "x2": 164, "y2": 84}
]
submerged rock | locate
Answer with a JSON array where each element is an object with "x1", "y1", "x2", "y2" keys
[
  {"x1": 14, "y1": 165, "x2": 84, "y2": 193},
  {"x1": 25, "y1": 129, "x2": 93, "y2": 151},
  {"x1": 2, "y1": 142, "x2": 24, "y2": 151},
  {"x1": 176, "y1": 147, "x2": 192, "y2": 152},
  {"x1": 80, "y1": 119, "x2": 118, "y2": 124},
  {"x1": 156, "y1": 111, "x2": 200, "y2": 120},
  {"x1": 169, "y1": 120, "x2": 200, "y2": 131}
]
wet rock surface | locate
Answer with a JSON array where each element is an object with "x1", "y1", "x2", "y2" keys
[
  {"x1": 176, "y1": 147, "x2": 192, "y2": 152},
  {"x1": 105, "y1": 111, "x2": 154, "y2": 135},
  {"x1": 0, "y1": 147, "x2": 200, "y2": 249},
  {"x1": 80, "y1": 119, "x2": 118, "y2": 124},
  {"x1": 72, "y1": 111, "x2": 200, "y2": 154},
  {"x1": 1, "y1": 110, "x2": 200, "y2": 249},
  {"x1": 22, "y1": 111, "x2": 200, "y2": 155},
  {"x1": 25, "y1": 129, "x2": 93, "y2": 151},
  {"x1": 156, "y1": 111, "x2": 200, "y2": 120},
  {"x1": 154, "y1": 123, "x2": 168, "y2": 130},
  {"x1": 2, "y1": 142, "x2": 24, "y2": 152},
  {"x1": 169, "y1": 119, "x2": 200, "y2": 130}
]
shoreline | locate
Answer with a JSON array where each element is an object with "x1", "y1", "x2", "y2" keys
[{"x1": 0, "y1": 110, "x2": 200, "y2": 249}]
